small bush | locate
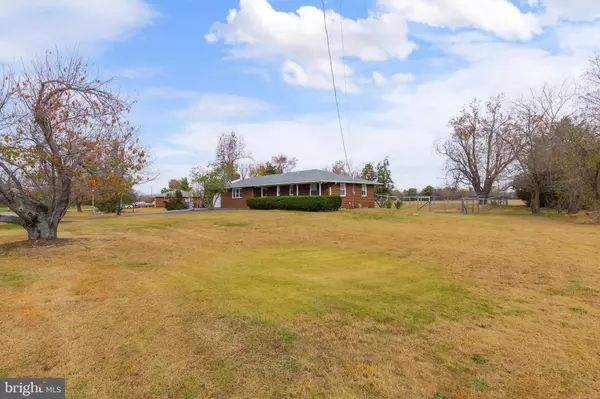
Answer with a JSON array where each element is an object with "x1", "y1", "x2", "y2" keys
[
  {"x1": 246, "y1": 196, "x2": 342, "y2": 212},
  {"x1": 394, "y1": 199, "x2": 403, "y2": 209},
  {"x1": 96, "y1": 197, "x2": 118, "y2": 213},
  {"x1": 385, "y1": 198, "x2": 393, "y2": 209},
  {"x1": 165, "y1": 190, "x2": 187, "y2": 211}
]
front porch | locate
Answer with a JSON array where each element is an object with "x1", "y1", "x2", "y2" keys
[{"x1": 253, "y1": 183, "x2": 328, "y2": 198}]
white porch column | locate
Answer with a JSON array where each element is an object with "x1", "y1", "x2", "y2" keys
[
  {"x1": 277, "y1": 186, "x2": 280, "y2": 196},
  {"x1": 296, "y1": 184, "x2": 299, "y2": 196},
  {"x1": 319, "y1": 183, "x2": 322, "y2": 196}
]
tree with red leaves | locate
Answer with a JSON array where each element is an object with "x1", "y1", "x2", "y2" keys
[
  {"x1": 0, "y1": 52, "x2": 148, "y2": 239},
  {"x1": 270, "y1": 153, "x2": 298, "y2": 173}
]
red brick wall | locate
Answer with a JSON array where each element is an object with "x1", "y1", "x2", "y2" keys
[
  {"x1": 330, "y1": 183, "x2": 376, "y2": 209},
  {"x1": 221, "y1": 187, "x2": 254, "y2": 209},
  {"x1": 155, "y1": 197, "x2": 165, "y2": 208}
]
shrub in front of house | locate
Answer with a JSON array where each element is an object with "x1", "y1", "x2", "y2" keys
[
  {"x1": 246, "y1": 196, "x2": 342, "y2": 212},
  {"x1": 165, "y1": 190, "x2": 187, "y2": 211}
]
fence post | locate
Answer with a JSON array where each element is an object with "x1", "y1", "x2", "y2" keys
[
  {"x1": 461, "y1": 197, "x2": 465, "y2": 214},
  {"x1": 428, "y1": 197, "x2": 432, "y2": 212}
]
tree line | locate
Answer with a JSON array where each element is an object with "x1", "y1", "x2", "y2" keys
[{"x1": 437, "y1": 56, "x2": 600, "y2": 219}]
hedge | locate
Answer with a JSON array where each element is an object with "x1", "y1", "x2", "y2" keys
[{"x1": 246, "y1": 195, "x2": 342, "y2": 212}]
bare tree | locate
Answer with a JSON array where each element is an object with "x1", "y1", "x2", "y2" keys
[
  {"x1": 582, "y1": 55, "x2": 600, "y2": 127},
  {"x1": 237, "y1": 162, "x2": 252, "y2": 180},
  {"x1": 510, "y1": 84, "x2": 576, "y2": 213},
  {"x1": 70, "y1": 178, "x2": 90, "y2": 212},
  {"x1": 270, "y1": 154, "x2": 298, "y2": 173},
  {"x1": 326, "y1": 160, "x2": 360, "y2": 177},
  {"x1": 215, "y1": 131, "x2": 250, "y2": 170},
  {"x1": 552, "y1": 118, "x2": 600, "y2": 214},
  {"x1": 0, "y1": 52, "x2": 148, "y2": 239},
  {"x1": 437, "y1": 95, "x2": 517, "y2": 199}
]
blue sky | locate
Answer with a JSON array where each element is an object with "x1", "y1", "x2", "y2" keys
[{"x1": 2, "y1": 0, "x2": 600, "y2": 193}]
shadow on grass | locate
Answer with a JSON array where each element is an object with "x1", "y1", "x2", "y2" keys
[{"x1": 0, "y1": 238, "x2": 85, "y2": 256}]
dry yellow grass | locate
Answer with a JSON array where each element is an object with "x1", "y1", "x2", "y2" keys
[{"x1": 1, "y1": 208, "x2": 599, "y2": 398}]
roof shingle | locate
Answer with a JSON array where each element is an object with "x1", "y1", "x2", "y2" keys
[{"x1": 229, "y1": 169, "x2": 379, "y2": 188}]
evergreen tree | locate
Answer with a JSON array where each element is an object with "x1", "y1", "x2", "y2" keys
[
  {"x1": 376, "y1": 157, "x2": 394, "y2": 195},
  {"x1": 180, "y1": 177, "x2": 191, "y2": 191},
  {"x1": 361, "y1": 163, "x2": 377, "y2": 181}
]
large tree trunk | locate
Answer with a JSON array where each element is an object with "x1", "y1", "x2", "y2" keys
[
  {"x1": 531, "y1": 185, "x2": 541, "y2": 214},
  {"x1": 24, "y1": 218, "x2": 58, "y2": 240}
]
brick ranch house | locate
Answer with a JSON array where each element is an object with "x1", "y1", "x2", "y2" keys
[
  {"x1": 221, "y1": 169, "x2": 379, "y2": 209},
  {"x1": 153, "y1": 190, "x2": 197, "y2": 208}
]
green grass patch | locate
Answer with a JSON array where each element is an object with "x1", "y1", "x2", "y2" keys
[
  {"x1": 0, "y1": 269, "x2": 27, "y2": 285},
  {"x1": 0, "y1": 223, "x2": 20, "y2": 231},
  {"x1": 215, "y1": 220, "x2": 252, "y2": 227},
  {"x1": 501, "y1": 308, "x2": 533, "y2": 317},
  {"x1": 70, "y1": 379, "x2": 88, "y2": 399},
  {"x1": 121, "y1": 261, "x2": 160, "y2": 271},
  {"x1": 570, "y1": 307, "x2": 587, "y2": 314},
  {"x1": 474, "y1": 381, "x2": 489, "y2": 392},
  {"x1": 348, "y1": 211, "x2": 412, "y2": 222},
  {"x1": 471, "y1": 354, "x2": 489, "y2": 364},
  {"x1": 165, "y1": 245, "x2": 493, "y2": 330}
]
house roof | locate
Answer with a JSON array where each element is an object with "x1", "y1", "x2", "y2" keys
[
  {"x1": 153, "y1": 190, "x2": 193, "y2": 198},
  {"x1": 229, "y1": 169, "x2": 379, "y2": 188}
]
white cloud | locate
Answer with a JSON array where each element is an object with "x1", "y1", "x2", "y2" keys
[
  {"x1": 0, "y1": 0, "x2": 156, "y2": 62},
  {"x1": 206, "y1": 0, "x2": 415, "y2": 91},
  {"x1": 174, "y1": 93, "x2": 269, "y2": 121},
  {"x1": 155, "y1": 19, "x2": 600, "y2": 192},
  {"x1": 379, "y1": 0, "x2": 541, "y2": 39},
  {"x1": 143, "y1": 1, "x2": 600, "y2": 192},
  {"x1": 153, "y1": 146, "x2": 195, "y2": 159},
  {"x1": 392, "y1": 73, "x2": 415, "y2": 83},
  {"x1": 167, "y1": 117, "x2": 430, "y2": 177},
  {"x1": 532, "y1": 0, "x2": 600, "y2": 24},
  {"x1": 372, "y1": 72, "x2": 387, "y2": 85}
]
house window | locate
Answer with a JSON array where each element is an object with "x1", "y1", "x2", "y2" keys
[
  {"x1": 340, "y1": 183, "x2": 346, "y2": 197},
  {"x1": 232, "y1": 188, "x2": 242, "y2": 199},
  {"x1": 310, "y1": 183, "x2": 318, "y2": 196},
  {"x1": 289, "y1": 185, "x2": 297, "y2": 196},
  {"x1": 362, "y1": 184, "x2": 367, "y2": 197}
]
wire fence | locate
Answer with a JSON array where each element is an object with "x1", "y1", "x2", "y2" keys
[{"x1": 375, "y1": 195, "x2": 510, "y2": 213}]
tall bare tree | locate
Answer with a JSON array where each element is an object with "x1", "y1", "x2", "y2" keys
[
  {"x1": 0, "y1": 52, "x2": 148, "y2": 239},
  {"x1": 437, "y1": 95, "x2": 517, "y2": 199},
  {"x1": 510, "y1": 84, "x2": 576, "y2": 213},
  {"x1": 583, "y1": 55, "x2": 600, "y2": 127},
  {"x1": 270, "y1": 154, "x2": 298, "y2": 173},
  {"x1": 214, "y1": 131, "x2": 250, "y2": 173}
]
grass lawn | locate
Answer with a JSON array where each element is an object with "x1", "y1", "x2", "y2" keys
[{"x1": 1, "y1": 208, "x2": 599, "y2": 398}]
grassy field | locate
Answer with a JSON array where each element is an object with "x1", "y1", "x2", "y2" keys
[{"x1": 1, "y1": 208, "x2": 599, "y2": 398}]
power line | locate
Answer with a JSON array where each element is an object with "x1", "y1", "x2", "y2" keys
[
  {"x1": 338, "y1": 0, "x2": 352, "y2": 165},
  {"x1": 320, "y1": 0, "x2": 350, "y2": 172}
]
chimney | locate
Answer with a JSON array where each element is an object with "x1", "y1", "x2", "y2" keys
[{"x1": 232, "y1": 173, "x2": 241, "y2": 181}]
